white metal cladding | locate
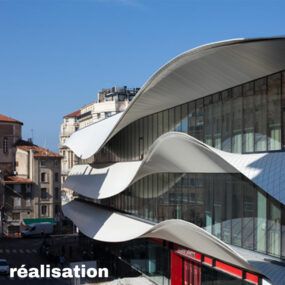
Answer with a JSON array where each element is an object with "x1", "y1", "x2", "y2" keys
[
  {"x1": 65, "y1": 112, "x2": 123, "y2": 160},
  {"x1": 63, "y1": 132, "x2": 285, "y2": 204},
  {"x1": 63, "y1": 161, "x2": 142, "y2": 199},
  {"x1": 65, "y1": 38, "x2": 285, "y2": 160},
  {"x1": 62, "y1": 199, "x2": 256, "y2": 273}
]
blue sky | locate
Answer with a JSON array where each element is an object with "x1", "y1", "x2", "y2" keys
[{"x1": 1, "y1": 0, "x2": 285, "y2": 151}]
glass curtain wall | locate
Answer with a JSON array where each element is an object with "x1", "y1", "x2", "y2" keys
[
  {"x1": 101, "y1": 173, "x2": 285, "y2": 259},
  {"x1": 93, "y1": 71, "x2": 285, "y2": 164}
]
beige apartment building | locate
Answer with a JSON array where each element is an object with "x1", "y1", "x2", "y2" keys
[
  {"x1": 79, "y1": 97, "x2": 129, "y2": 128},
  {"x1": 59, "y1": 86, "x2": 139, "y2": 183},
  {"x1": 16, "y1": 143, "x2": 62, "y2": 219},
  {"x1": 0, "y1": 113, "x2": 61, "y2": 236}
]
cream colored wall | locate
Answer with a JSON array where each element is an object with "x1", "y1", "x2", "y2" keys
[
  {"x1": 79, "y1": 100, "x2": 129, "y2": 129},
  {"x1": 15, "y1": 149, "x2": 29, "y2": 178},
  {"x1": 60, "y1": 117, "x2": 78, "y2": 146},
  {"x1": 80, "y1": 102, "x2": 94, "y2": 114}
]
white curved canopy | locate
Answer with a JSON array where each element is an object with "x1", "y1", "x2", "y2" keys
[
  {"x1": 62, "y1": 199, "x2": 153, "y2": 242},
  {"x1": 65, "y1": 38, "x2": 285, "y2": 159},
  {"x1": 63, "y1": 132, "x2": 237, "y2": 199},
  {"x1": 62, "y1": 199, "x2": 255, "y2": 273},
  {"x1": 65, "y1": 112, "x2": 123, "y2": 160},
  {"x1": 63, "y1": 161, "x2": 142, "y2": 199},
  {"x1": 64, "y1": 132, "x2": 285, "y2": 204}
]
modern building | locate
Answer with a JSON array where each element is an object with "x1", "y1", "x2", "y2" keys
[
  {"x1": 0, "y1": 113, "x2": 62, "y2": 236},
  {"x1": 62, "y1": 38, "x2": 285, "y2": 285}
]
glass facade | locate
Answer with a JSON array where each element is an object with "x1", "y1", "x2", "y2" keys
[
  {"x1": 201, "y1": 267, "x2": 252, "y2": 285},
  {"x1": 110, "y1": 239, "x2": 170, "y2": 285},
  {"x1": 108, "y1": 238, "x2": 253, "y2": 285},
  {"x1": 92, "y1": 71, "x2": 285, "y2": 164},
  {"x1": 97, "y1": 173, "x2": 285, "y2": 259},
  {"x1": 78, "y1": 71, "x2": 285, "y2": 264}
]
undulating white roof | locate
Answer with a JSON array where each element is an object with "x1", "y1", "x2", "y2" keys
[
  {"x1": 65, "y1": 38, "x2": 285, "y2": 160},
  {"x1": 62, "y1": 199, "x2": 255, "y2": 273},
  {"x1": 64, "y1": 132, "x2": 285, "y2": 204}
]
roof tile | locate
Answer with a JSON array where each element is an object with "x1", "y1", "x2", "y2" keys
[
  {"x1": 64, "y1": 110, "x2": 81, "y2": 118},
  {"x1": 0, "y1": 114, "x2": 23, "y2": 124},
  {"x1": 17, "y1": 140, "x2": 61, "y2": 158}
]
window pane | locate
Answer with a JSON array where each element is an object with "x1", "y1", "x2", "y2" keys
[
  {"x1": 268, "y1": 73, "x2": 281, "y2": 150},
  {"x1": 158, "y1": 112, "x2": 163, "y2": 137},
  {"x1": 131, "y1": 123, "x2": 136, "y2": 160},
  {"x1": 169, "y1": 173, "x2": 182, "y2": 219},
  {"x1": 174, "y1": 105, "x2": 182, "y2": 132},
  {"x1": 148, "y1": 115, "x2": 153, "y2": 148},
  {"x1": 212, "y1": 93, "x2": 221, "y2": 149},
  {"x1": 267, "y1": 201, "x2": 281, "y2": 256},
  {"x1": 232, "y1": 86, "x2": 242, "y2": 153},
  {"x1": 232, "y1": 176, "x2": 242, "y2": 246},
  {"x1": 157, "y1": 174, "x2": 164, "y2": 222},
  {"x1": 168, "y1": 108, "x2": 174, "y2": 131},
  {"x1": 222, "y1": 175, "x2": 232, "y2": 244},
  {"x1": 41, "y1": 188, "x2": 48, "y2": 199},
  {"x1": 221, "y1": 91, "x2": 231, "y2": 152},
  {"x1": 153, "y1": 113, "x2": 158, "y2": 142},
  {"x1": 256, "y1": 192, "x2": 267, "y2": 253},
  {"x1": 143, "y1": 117, "x2": 148, "y2": 150},
  {"x1": 152, "y1": 174, "x2": 158, "y2": 222},
  {"x1": 134, "y1": 120, "x2": 140, "y2": 160},
  {"x1": 181, "y1": 103, "x2": 188, "y2": 133},
  {"x1": 213, "y1": 175, "x2": 224, "y2": 239},
  {"x1": 188, "y1": 102, "x2": 196, "y2": 136},
  {"x1": 204, "y1": 96, "x2": 213, "y2": 146},
  {"x1": 195, "y1": 99, "x2": 204, "y2": 141},
  {"x1": 255, "y1": 78, "x2": 267, "y2": 151},
  {"x1": 127, "y1": 125, "x2": 132, "y2": 160},
  {"x1": 242, "y1": 181, "x2": 255, "y2": 250},
  {"x1": 181, "y1": 175, "x2": 190, "y2": 221},
  {"x1": 139, "y1": 119, "x2": 144, "y2": 159},
  {"x1": 163, "y1": 109, "x2": 169, "y2": 133},
  {"x1": 243, "y1": 82, "x2": 255, "y2": 153},
  {"x1": 142, "y1": 178, "x2": 148, "y2": 219},
  {"x1": 204, "y1": 174, "x2": 213, "y2": 233}
]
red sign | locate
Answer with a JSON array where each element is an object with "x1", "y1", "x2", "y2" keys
[{"x1": 175, "y1": 248, "x2": 202, "y2": 262}]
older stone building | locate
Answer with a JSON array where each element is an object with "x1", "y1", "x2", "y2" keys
[
  {"x1": 0, "y1": 114, "x2": 23, "y2": 175},
  {"x1": 0, "y1": 113, "x2": 62, "y2": 236}
]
